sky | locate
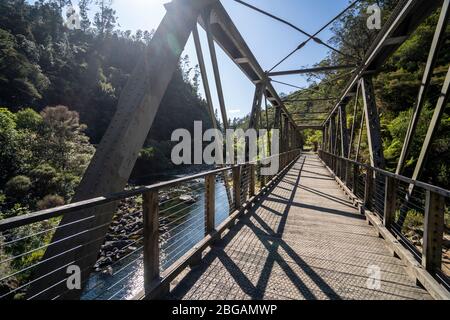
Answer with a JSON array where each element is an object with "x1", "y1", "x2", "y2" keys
[{"x1": 69, "y1": 0, "x2": 354, "y2": 119}]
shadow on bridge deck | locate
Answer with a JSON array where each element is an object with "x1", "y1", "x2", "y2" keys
[{"x1": 167, "y1": 153, "x2": 432, "y2": 300}]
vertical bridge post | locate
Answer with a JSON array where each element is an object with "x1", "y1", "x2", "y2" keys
[
  {"x1": 249, "y1": 164, "x2": 256, "y2": 197},
  {"x1": 364, "y1": 168, "x2": 374, "y2": 210},
  {"x1": 233, "y1": 166, "x2": 241, "y2": 210},
  {"x1": 205, "y1": 174, "x2": 216, "y2": 234},
  {"x1": 383, "y1": 176, "x2": 397, "y2": 228},
  {"x1": 352, "y1": 163, "x2": 359, "y2": 196},
  {"x1": 422, "y1": 190, "x2": 445, "y2": 272},
  {"x1": 143, "y1": 190, "x2": 162, "y2": 297}
]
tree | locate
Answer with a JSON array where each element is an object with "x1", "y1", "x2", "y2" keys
[
  {"x1": 79, "y1": 0, "x2": 93, "y2": 32},
  {"x1": 0, "y1": 29, "x2": 50, "y2": 106},
  {"x1": 40, "y1": 106, "x2": 95, "y2": 175},
  {"x1": 94, "y1": 0, "x2": 117, "y2": 36},
  {"x1": 0, "y1": 106, "x2": 94, "y2": 212},
  {"x1": 0, "y1": 108, "x2": 19, "y2": 186},
  {"x1": 49, "y1": 0, "x2": 72, "y2": 12}
]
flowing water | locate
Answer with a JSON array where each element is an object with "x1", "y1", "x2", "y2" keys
[{"x1": 81, "y1": 176, "x2": 231, "y2": 300}]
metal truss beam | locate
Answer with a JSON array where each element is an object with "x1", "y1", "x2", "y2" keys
[
  {"x1": 361, "y1": 77, "x2": 385, "y2": 168},
  {"x1": 410, "y1": 65, "x2": 450, "y2": 190},
  {"x1": 396, "y1": 0, "x2": 450, "y2": 175},
  {"x1": 198, "y1": 2, "x2": 299, "y2": 134},
  {"x1": 283, "y1": 97, "x2": 337, "y2": 103},
  {"x1": 297, "y1": 125, "x2": 323, "y2": 131},
  {"x1": 268, "y1": 65, "x2": 356, "y2": 77},
  {"x1": 204, "y1": 8, "x2": 229, "y2": 129},
  {"x1": 324, "y1": 0, "x2": 441, "y2": 125},
  {"x1": 339, "y1": 104, "x2": 349, "y2": 157},
  {"x1": 398, "y1": 65, "x2": 450, "y2": 229},
  {"x1": 330, "y1": 115, "x2": 337, "y2": 154},
  {"x1": 348, "y1": 80, "x2": 361, "y2": 158},
  {"x1": 193, "y1": 24, "x2": 217, "y2": 129}
]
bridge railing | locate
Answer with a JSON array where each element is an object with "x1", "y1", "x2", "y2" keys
[
  {"x1": 0, "y1": 150, "x2": 300, "y2": 300},
  {"x1": 318, "y1": 150, "x2": 450, "y2": 294}
]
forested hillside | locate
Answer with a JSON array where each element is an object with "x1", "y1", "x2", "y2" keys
[
  {"x1": 288, "y1": 0, "x2": 450, "y2": 190},
  {"x1": 0, "y1": 0, "x2": 213, "y2": 215}
]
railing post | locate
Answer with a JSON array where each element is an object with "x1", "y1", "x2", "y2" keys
[
  {"x1": 249, "y1": 164, "x2": 255, "y2": 197},
  {"x1": 233, "y1": 166, "x2": 241, "y2": 209},
  {"x1": 259, "y1": 162, "x2": 266, "y2": 188},
  {"x1": 353, "y1": 163, "x2": 358, "y2": 195},
  {"x1": 205, "y1": 174, "x2": 216, "y2": 234},
  {"x1": 143, "y1": 190, "x2": 161, "y2": 297},
  {"x1": 331, "y1": 154, "x2": 335, "y2": 172},
  {"x1": 344, "y1": 159, "x2": 350, "y2": 186},
  {"x1": 335, "y1": 156, "x2": 338, "y2": 174},
  {"x1": 383, "y1": 176, "x2": 397, "y2": 228},
  {"x1": 422, "y1": 190, "x2": 445, "y2": 272},
  {"x1": 364, "y1": 168, "x2": 374, "y2": 210},
  {"x1": 337, "y1": 157, "x2": 342, "y2": 178}
]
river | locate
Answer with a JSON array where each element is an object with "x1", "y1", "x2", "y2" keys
[{"x1": 81, "y1": 174, "x2": 231, "y2": 300}]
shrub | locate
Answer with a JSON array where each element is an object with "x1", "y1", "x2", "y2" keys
[
  {"x1": 15, "y1": 108, "x2": 43, "y2": 132},
  {"x1": 30, "y1": 164, "x2": 58, "y2": 197},
  {"x1": 5, "y1": 176, "x2": 32, "y2": 198},
  {"x1": 37, "y1": 194, "x2": 65, "y2": 210}
]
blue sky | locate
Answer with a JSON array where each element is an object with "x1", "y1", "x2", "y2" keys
[{"x1": 69, "y1": 0, "x2": 354, "y2": 118}]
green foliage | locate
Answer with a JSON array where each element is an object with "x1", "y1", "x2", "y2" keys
[
  {"x1": 5, "y1": 176, "x2": 32, "y2": 198},
  {"x1": 15, "y1": 108, "x2": 43, "y2": 131},
  {"x1": 0, "y1": 108, "x2": 19, "y2": 184},
  {"x1": 0, "y1": 106, "x2": 94, "y2": 214},
  {"x1": 305, "y1": 129, "x2": 322, "y2": 151}
]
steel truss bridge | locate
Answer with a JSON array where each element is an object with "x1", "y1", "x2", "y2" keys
[{"x1": 0, "y1": 0, "x2": 449, "y2": 300}]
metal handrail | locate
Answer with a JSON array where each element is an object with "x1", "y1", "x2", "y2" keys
[{"x1": 318, "y1": 150, "x2": 450, "y2": 198}]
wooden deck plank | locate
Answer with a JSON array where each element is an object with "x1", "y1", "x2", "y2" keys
[{"x1": 169, "y1": 153, "x2": 432, "y2": 300}]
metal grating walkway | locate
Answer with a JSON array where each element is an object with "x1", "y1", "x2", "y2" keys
[{"x1": 168, "y1": 153, "x2": 432, "y2": 300}]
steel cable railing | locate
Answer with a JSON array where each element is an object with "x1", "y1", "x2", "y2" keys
[
  {"x1": 318, "y1": 150, "x2": 450, "y2": 290},
  {"x1": 0, "y1": 149, "x2": 301, "y2": 300}
]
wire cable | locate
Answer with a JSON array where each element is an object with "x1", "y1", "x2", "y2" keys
[
  {"x1": 233, "y1": 0, "x2": 351, "y2": 65},
  {"x1": 267, "y1": 0, "x2": 362, "y2": 71}
]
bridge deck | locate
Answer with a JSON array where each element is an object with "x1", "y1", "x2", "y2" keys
[{"x1": 169, "y1": 154, "x2": 432, "y2": 300}]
